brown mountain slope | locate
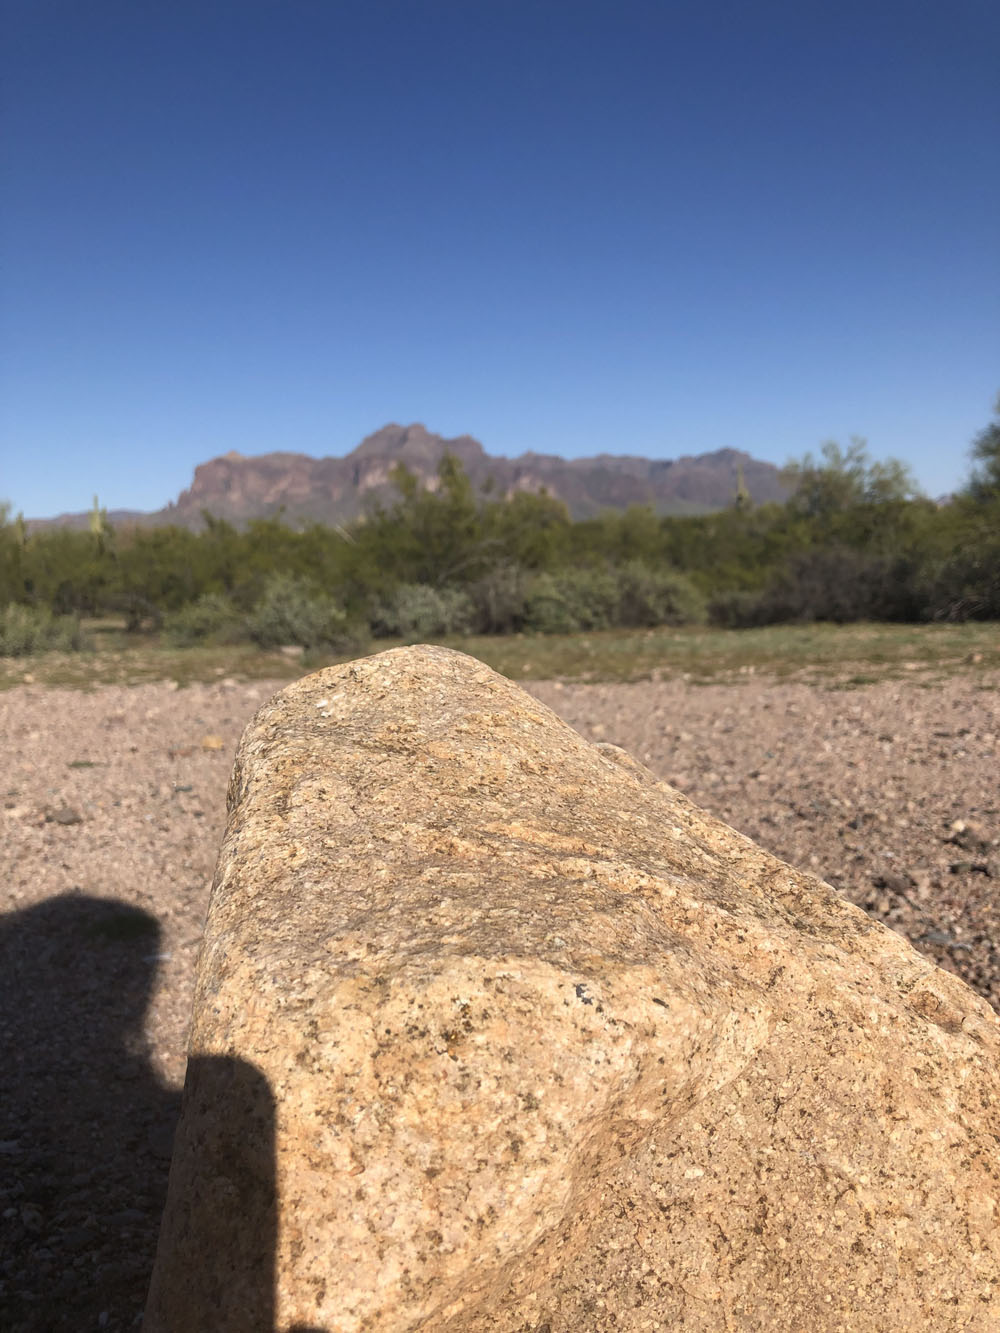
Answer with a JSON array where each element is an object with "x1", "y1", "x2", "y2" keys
[{"x1": 34, "y1": 424, "x2": 789, "y2": 529}]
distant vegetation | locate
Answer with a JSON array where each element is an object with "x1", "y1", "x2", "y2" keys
[{"x1": 2, "y1": 403, "x2": 998, "y2": 657}]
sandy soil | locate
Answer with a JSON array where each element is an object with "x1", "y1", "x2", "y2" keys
[{"x1": 2, "y1": 668, "x2": 998, "y2": 1331}]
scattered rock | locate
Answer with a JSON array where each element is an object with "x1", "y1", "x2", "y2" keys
[
  {"x1": 147, "y1": 647, "x2": 1000, "y2": 1333},
  {"x1": 946, "y1": 818, "x2": 994, "y2": 853},
  {"x1": 45, "y1": 804, "x2": 83, "y2": 825},
  {"x1": 871, "y1": 870, "x2": 915, "y2": 895},
  {"x1": 920, "y1": 930, "x2": 973, "y2": 951},
  {"x1": 199, "y1": 735, "x2": 225, "y2": 751}
]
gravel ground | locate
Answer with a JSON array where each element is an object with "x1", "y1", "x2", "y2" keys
[{"x1": 2, "y1": 668, "x2": 998, "y2": 1331}]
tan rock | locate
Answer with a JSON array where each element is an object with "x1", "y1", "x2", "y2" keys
[{"x1": 146, "y1": 645, "x2": 1000, "y2": 1332}]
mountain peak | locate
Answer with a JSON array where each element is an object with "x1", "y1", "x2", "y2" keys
[
  {"x1": 349, "y1": 423, "x2": 486, "y2": 468},
  {"x1": 351, "y1": 423, "x2": 427, "y2": 457}
]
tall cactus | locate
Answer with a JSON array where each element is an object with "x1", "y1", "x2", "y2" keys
[
  {"x1": 732, "y1": 461, "x2": 751, "y2": 512},
  {"x1": 89, "y1": 495, "x2": 112, "y2": 555}
]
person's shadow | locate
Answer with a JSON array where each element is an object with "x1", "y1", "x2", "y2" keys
[
  {"x1": 0, "y1": 894, "x2": 183, "y2": 1330},
  {"x1": 0, "y1": 893, "x2": 344, "y2": 1332},
  {"x1": 0, "y1": 894, "x2": 277, "y2": 1332}
]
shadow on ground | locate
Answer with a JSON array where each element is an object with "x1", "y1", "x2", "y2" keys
[
  {"x1": 0, "y1": 894, "x2": 182, "y2": 1330},
  {"x1": 0, "y1": 893, "x2": 331, "y2": 1333}
]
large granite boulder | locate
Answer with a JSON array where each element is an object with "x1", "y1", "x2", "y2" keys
[{"x1": 146, "y1": 646, "x2": 1000, "y2": 1332}]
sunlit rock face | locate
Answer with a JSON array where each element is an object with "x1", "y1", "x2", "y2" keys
[{"x1": 146, "y1": 646, "x2": 1000, "y2": 1333}]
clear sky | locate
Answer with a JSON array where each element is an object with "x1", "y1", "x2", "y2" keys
[{"x1": 2, "y1": 0, "x2": 998, "y2": 517}]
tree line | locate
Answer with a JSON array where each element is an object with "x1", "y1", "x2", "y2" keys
[{"x1": 2, "y1": 401, "x2": 998, "y2": 655}]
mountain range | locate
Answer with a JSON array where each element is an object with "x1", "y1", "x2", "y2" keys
[{"x1": 33, "y1": 423, "x2": 789, "y2": 529}]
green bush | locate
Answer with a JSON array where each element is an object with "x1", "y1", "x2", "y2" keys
[
  {"x1": 466, "y1": 564, "x2": 533, "y2": 634},
  {"x1": 523, "y1": 563, "x2": 705, "y2": 634},
  {"x1": 0, "y1": 603, "x2": 89, "y2": 656},
  {"x1": 244, "y1": 575, "x2": 367, "y2": 651},
  {"x1": 521, "y1": 572, "x2": 583, "y2": 634},
  {"x1": 162, "y1": 593, "x2": 244, "y2": 646},
  {"x1": 613, "y1": 561, "x2": 706, "y2": 627},
  {"x1": 706, "y1": 589, "x2": 765, "y2": 629},
  {"x1": 523, "y1": 566, "x2": 619, "y2": 633},
  {"x1": 709, "y1": 548, "x2": 928, "y2": 627},
  {"x1": 371, "y1": 583, "x2": 476, "y2": 640},
  {"x1": 925, "y1": 540, "x2": 1000, "y2": 621}
]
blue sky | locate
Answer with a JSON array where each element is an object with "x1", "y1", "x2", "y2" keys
[{"x1": 2, "y1": 0, "x2": 998, "y2": 517}]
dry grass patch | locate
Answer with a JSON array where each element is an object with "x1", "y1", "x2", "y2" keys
[{"x1": 1, "y1": 620, "x2": 998, "y2": 691}]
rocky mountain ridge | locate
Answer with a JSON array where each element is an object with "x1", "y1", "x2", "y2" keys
[{"x1": 34, "y1": 423, "x2": 788, "y2": 529}]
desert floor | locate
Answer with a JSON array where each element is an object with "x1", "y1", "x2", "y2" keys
[{"x1": 2, "y1": 666, "x2": 998, "y2": 1330}]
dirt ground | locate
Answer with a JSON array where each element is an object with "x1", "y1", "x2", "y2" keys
[{"x1": 2, "y1": 666, "x2": 998, "y2": 1331}]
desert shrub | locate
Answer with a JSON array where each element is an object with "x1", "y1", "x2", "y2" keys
[
  {"x1": 612, "y1": 561, "x2": 706, "y2": 626},
  {"x1": 162, "y1": 593, "x2": 245, "y2": 646},
  {"x1": 707, "y1": 589, "x2": 767, "y2": 629},
  {"x1": 522, "y1": 563, "x2": 705, "y2": 634},
  {"x1": 371, "y1": 583, "x2": 476, "y2": 640},
  {"x1": 244, "y1": 574, "x2": 367, "y2": 651},
  {"x1": 520, "y1": 573, "x2": 583, "y2": 634},
  {"x1": 924, "y1": 539, "x2": 1000, "y2": 621},
  {"x1": 709, "y1": 547, "x2": 927, "y2": 627},
  {"x1": 0, "y1": 603, "x2": 89, "y2": 656},
  {"x1": 465, "y1": 563, "x2": 533, "y2": 634},
  {"x1": 523, "y1": 566, "x2": 620, "y2": 633}
]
